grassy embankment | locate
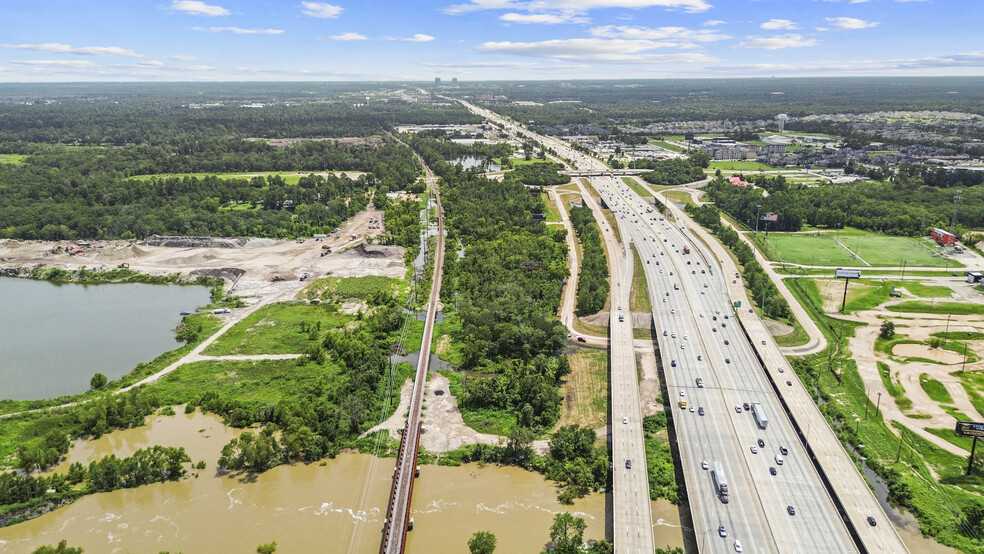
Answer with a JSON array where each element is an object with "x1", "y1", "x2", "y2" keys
[{"x1": 758, "y1": 227, "x2": 958, "y2": 268}]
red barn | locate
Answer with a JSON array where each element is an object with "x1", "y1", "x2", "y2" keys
[{"x1": 932, "y1": 227, "x2": 957, "y2": 247}]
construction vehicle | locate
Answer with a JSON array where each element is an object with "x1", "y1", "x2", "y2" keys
[{"x1": 117, "y1": 263, "x2": 129, "y2": 268}]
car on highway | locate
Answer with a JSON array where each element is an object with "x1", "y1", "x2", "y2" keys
[
  {"x1": 712, "y1": 316, "x2": 717, "y2": 320},
  {"x1": 719, "y1": 524, "x2": 727, "y2": 537},
  {"x1": 697, "y1": 355, "x2": 703, "y2": 361},
  {"x1": 663, "y1": 330, "x2": 668, "y2": 336},
  {"x1": 725, "y1": 358, "x2": 731, "y2": 364},
  {"x1": 867, "y1": 516, "x2": 877, "y2": 526},
  {"x1": 702, "y1": 460, "x2": 709, "y2": 470},
  {"x1": 724, "y1": 339, "x2": 729, "y2": 344},
  {"x1": 750, "y1": 446, "x2": 758, "y2": 454},
  {"x1": 671, "y1": 360, "x2": 677, "y2": 367},
  {"x1": 787, "y1": 380, "x2": 792, "y2": 386},
  {"x1": 679, "y1": 390, "x2": 686, "y2": 396},
  {"x1": 769, "y1": 467, "x2": 777, "y2": 476},
  {"x1": 734, "y1": 539, "x2": 743, "y2": 552},
  {"x1": 787, "y1": 505, "x2": 796, "y2": 516},
  {"x1": 735, "y1": 405, "x2": 742, "y2": 413},
  {"x1": 712, "y1": 327, "x2": 717, "y2": 332},
  {"x1": 683, "y1": 334, "x2": 688, "y2": 340},
  {"x1": 721, "y1": 322, "x2": 727, "y2": 328},
  {"x1": 743, "y1": 403, "x2": 750, "y2": 410},
  {"x1": 626, "y1": 459, "x2": 632, "y2": 469},
  {"x1": 775, "y1": 455, "x2": 784, "y2": 465},
  {"x1": 761, "y1": 340, "x2": 766, "y2": 345},
  {"x1": 696, "y1": 378, "x2": 703, "y2": 388},
  {"x1": 690, "y1": 405, "x2": 695, "y2": 413},
  {"x1": 699, "y1": 407, "x2": 705, "y2": 416},
  {"x1": 623, "y1": 416, "x2": 628, "y2": 424},
  {"x1": 671, "y1": 332, "x2": 676, "y2": 338},
  {"x1": 758, "y1": 438, "x2": 765, "y2": 448},
  {"x1": 779, "y1": 445, "x2": 788, "y2": 455}
]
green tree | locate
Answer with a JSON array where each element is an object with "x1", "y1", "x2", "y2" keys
[
  {"x1": 256, "y1": 541, "x2": 277, "y2": 554},
  {"x1": 468, "y1": 530, "x2": 498, "y2": 554},
  {"x1": 548, "y1": 512, "x2": 587, "y2": 554},
  {"x1": 879, "y1": 321, "x2": 896, "y2": 340},
  {"x1": 90, "y1": 372, "x2": 108, "y2": 389},
  {"x1": 31, "y1": 540, "x2": 84, "y2": 554}
]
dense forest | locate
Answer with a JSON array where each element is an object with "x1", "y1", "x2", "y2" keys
[
  {"x1": 462, "y1": 77, "x2": 984, "y2": 130},
  {"x1": 569, "y1": 205, "x2": 610, "y2": 316},
  {"x1": 409, "y1": 136, "x2": 571, "y2": 432}
]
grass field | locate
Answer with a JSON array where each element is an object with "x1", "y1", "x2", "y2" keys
[
  {"x1": 893, "y1": 301, "x2": 984, "y2": 315},
  {"x1": 555, "y1": 348, "x2": 609, "y2": 430},
  {"x1": 662, "y1": 190, "x2": 695, "y2": 207},
  {"x1": 621, "y1": 177, "x2": 653, "y2": 199},
  {"x1": 203, "y1": 302, "x2": 351, "y2": 356},
  {"x1": 708, "y1": 160, "x2": 775, "y2": 171},
  {"x1": 649, "y1": 140, "x2": 684, "y2": 153},
  {"x1": 630, "y1": 244, "x2": 651, "y2": 313},
  {"x1": 0, "y1": 153, "x2": 28, "y2": 164},
  {"x1": 920, "y1": 373, "x2": 955, "y2": 404},
  {"x1": 541, "y1": 192, "x2": 563, "y2": 223},
  {"x1": 761, "y1": 228, "x2": 955, "y2": 268}
]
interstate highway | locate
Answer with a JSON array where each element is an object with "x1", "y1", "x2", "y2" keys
[{"x1": 595, "y1": 175, "x2": 856, "y2": 553}]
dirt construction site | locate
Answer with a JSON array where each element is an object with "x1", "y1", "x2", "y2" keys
[{"x1": 0, "y1": 206, "x2": 405, "y2": 303}]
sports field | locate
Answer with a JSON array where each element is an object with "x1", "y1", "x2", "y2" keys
[{"x1": 762, "y1": 228, "x2": 956, "y2": 268}]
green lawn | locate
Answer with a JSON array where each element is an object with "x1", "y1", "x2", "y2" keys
[
  {"x1": 762, "y1": 229, "x2": 956, "y2": 268},
  {"x1": 541, "y1": 192, "x2": 563, "y2": 223},
  {"x1": 646, "y1": 139, "x2": 684, "y2": 153},
  {"x1": 0, "y1": 153, "x2": 28, "y2": 164},
  {"x1": 621, "y1": 177, "x2": 653, "y2": 199},
  {"x1": 662, "y1": 190, "x2": 694, "y2": 207},
  {"x1": 893, "y1": 301, "x2": 984, "y2": 315},
  {"x1": 708, "y1": 160, "x2": 775, "y2": 171},
  {"x1": 203, "y1": 302, "x2": 352, "y2": 356},
  {"x1": 129, "y1": 170, "x2": 365, "y2": 184},
  {"x1": 920, "y1": 373, "x2": 955, "y2": 404}
]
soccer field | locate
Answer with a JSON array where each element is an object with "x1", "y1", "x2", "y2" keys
[{"x1": 762, "y1": 229, "x2": 956, "y2": 268}]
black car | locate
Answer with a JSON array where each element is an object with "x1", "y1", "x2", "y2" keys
[
  {"x1": 757, "y1": 438, "x2": 765, "y2": 448},
  {"x1": 724, "y1": 339, "x2": 730, "y2": 345},
  {"x1": 867, "y1": 516, "x2": 877, "y2": 526},
  {"x1": 779, "y1": 446, "x2": 789, "y2": 455},
  {"x1": 769, "y1": 467, "x2": 777, "y2": 476},
  {"x1": 626, "y1": 459, "x2": 632, "y2": 469},
  {"x1": 743, "y1": 403, "x2": 750, "y2": 411},
  {"x1": 787, "y1": 505, "x2": 796, "y2": 516}
]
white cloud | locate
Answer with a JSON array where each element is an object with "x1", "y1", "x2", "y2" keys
[
  {"x1": 703, "y1": 20, "x2": 725, "y2": 26},
  {"x1": 444, "y1": 0, "x2": 713, "y2": 16},
  {"x1": 168, "y1": 1, "x2": 229, "y2": 16},
  {"x1": 590, "y1": 25, "x2": 729, "y2": 43},
  {"x1": 733, "y1": 34, "x2": 818, "y2": 50},
  {"x1": 760, "y1": 19, "x2": 798, "y2": 30},
  {"x1": 825, "y1": 17, "x2": 879, "y2": 29},
  {"x1": 10, "y1": 59, "x2": 98, "y2": 68},
  {"x1": 301, "y1": 2, "x2": 343, "y2": 18},
  {"x1": 328, "y1": 32, "x2": 367, "y2": 41},
  {"x1": 385, "y1": 34, "x2": 435, "y2": 42},
  {"x1": 193, "y1": 27, "x2": 284, "y2": 34},
  {"x1": 500, "y1": 12, "x2": 589, "y2": 24},
  {"x1": 420, "y1": 60, "x2": 589, "y2": 70},
  {"x1": 706, "y1": 51, "x2": 984, "y2": 74},
  {"x1": 2, "y1": 43, "x2": 142, "y2": 57},
  {"x1": 476, "y1": 37, "x2": 720, "y2": 63},
  {"x1": 169, "y1": 54, "x2": 202, "y2": 61}
]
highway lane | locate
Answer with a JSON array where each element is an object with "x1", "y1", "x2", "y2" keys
[
  {"x1": 596, "y1": 177, "x2": 857, "y2": 553},
  {"x1": 454, "y1": 98, "x2": 906, "y2": 553}
]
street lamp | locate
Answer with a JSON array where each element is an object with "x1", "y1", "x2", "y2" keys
[{"x1": 876, "y1": 392, "x2": 882, "y2": 418}]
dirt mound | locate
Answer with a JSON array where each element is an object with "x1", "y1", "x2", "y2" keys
[
  {"x1": 189, "y1": 267, "x2": 246, "y2": 281},
  {"x1": 353, "y1": 242, "x2": 402, "y2": 258},
  {"x1": 244, "y1": 238, "x2": 280, "y2": 249},
  {"x1": 140, "y1": 235, "x2": 249, "y2": 248}
]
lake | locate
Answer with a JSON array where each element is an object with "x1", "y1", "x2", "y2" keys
[{"x1": 0, "y1": 277, "x2": 211, "y2": 400}]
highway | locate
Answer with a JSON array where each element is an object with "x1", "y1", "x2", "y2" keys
[
  {"x1": 454, "y1": 98, "x2": 907, "y2": 553},
  {"x1": 595, "y1": 176, "x2": 856, "y2": 553}
]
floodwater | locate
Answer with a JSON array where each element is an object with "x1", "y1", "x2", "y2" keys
[
  {"x1": 0, "y1": 409, "x2": 608, "y2": 553},
  {"x1": 892, "y1": 343, "x2": 964, "y2": 364},
  {"x1": 0, "y1": 277, "x2": 210, "y2": 400}
]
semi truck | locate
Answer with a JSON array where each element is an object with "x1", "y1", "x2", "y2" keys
[
  {"x1": 752, "y1": 402, "x2": 768, "y2": 429},
  {"x1": 712, "y1": 462, "x2": 730, "y2": 503}
]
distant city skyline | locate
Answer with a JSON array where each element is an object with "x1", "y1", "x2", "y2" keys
[{"x1": 1, "y1": 0, "x2": 981, "y2": 81}]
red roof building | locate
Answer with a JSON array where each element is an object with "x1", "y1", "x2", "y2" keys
[{"x1": 932, "y1": 227, "x2": 957, "y2": 247}]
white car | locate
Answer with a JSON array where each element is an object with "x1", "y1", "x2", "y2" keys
[
  {"x1": 679, "y1": 390, "x2": 686, "y2": 397},
  {"x1": 622, "y1": 416, "x2": 629, "y2": 424},
  {"x1": 702, "y1": 460, "x2": 709, "y2": 470},
  {"x1": 734, "y1": 539, "x2": 743, "y2": 552}
]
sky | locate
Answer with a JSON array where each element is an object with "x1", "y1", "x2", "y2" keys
[{"x1": 0, "y1": 0, "x2": 982, "y2": 82}]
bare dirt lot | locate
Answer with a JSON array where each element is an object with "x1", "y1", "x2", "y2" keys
[{"x1": 0, "y1": 207, "x2": 403, "y2": 302}]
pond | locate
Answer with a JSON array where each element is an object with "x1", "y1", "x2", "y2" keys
[{"x1": 0, "y1": 277, "x2": 210, "y2": 400}]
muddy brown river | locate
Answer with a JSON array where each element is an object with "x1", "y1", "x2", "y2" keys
[{"x1": 2, "y1": 410, "x2": 667, "y2": 553}]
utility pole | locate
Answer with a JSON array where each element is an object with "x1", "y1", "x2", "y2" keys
[
  {"x1": 754, "y1": 204, "x2": 762, "y2": 242},
  {"x1": 943, "y1": 313, "x2": 952, "y2": 346},
  {"x1": 953, "y1": 189, "x2": 963, "y2": 228},
  {"x1": 900, "y1": 259, "x2": 907, "y2": 282},
  {"x1": 876, "y1": 391, "x2": 882, "y2": 418},
  {"x1": 896, "y1": 427, "x2": 905, "y2": 463}
]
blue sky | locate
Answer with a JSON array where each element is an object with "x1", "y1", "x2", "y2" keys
[{"x1": 0, "y1": 0, "x2": 981, "y2": 81}]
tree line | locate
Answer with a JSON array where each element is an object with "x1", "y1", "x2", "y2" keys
[
  {"x1": 568, "y1": 205, "x2": 610, "y2": 316},
  {"x1": 687, "y1": 199, "x2": 792, "y2": 321}
]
